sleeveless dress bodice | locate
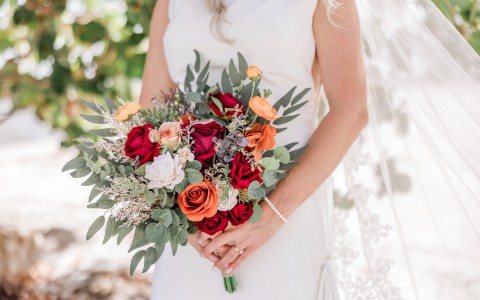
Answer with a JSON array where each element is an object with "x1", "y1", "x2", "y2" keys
[{"x1": 151, "y1": 1, "x2": 339, "y2": 299}]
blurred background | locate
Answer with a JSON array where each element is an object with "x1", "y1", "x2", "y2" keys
[{"x1": 0, "y1": 0, "x2": 479, "y2": 299}]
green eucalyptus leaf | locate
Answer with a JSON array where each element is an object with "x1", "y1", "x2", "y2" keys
[
  {"x1": 130, "y1": 250, "x2": 145, "y2": 275},
  {"x1": 291, "y1": 88, "x2": 311, "y2": 105},
  {"x1": 185, "y1": 160, "x2": 202, "y2": 171},
  {"x1": 144, "y1": 191, "x2": 156, "y2": 205},
  {"x1": 103, "y1": 217, "x2": 117, "y2": 244},
  {"x1": 185, "y1": 168, "x2": 203, "y2": 184},
  {"x1": 283, "y1": 101, "x2": 308, "y2": 116},
  {"x1": 184, "y1": 65, "x2": 194, "y2": 92},
  {"x1": 211, "y1": 97, "x2": 225, "y2": 113},
  {"x1": 151, "y1": 209, "x2": 173, "y2": 227},
  {"x1": 128, "y1": 224, "x2": 149, "y2": 252},
  {"x1": 70, "y1": 167, "x2": 91, "y2": 178},
  {"x1": 142, "y1": 246, "x2": 158, "y2": 273},
  {"x1": 221, "y1": 69, "x2": 233, "y2": 94},
  {"x1": 117, "y1": 225, "x2": 134, "y2": 245},
  {"x1": 262, "y1": 169, "x2": 278, "y2": 187},
  {"x1": 81, "y1": 99, "x2": 104, "y2": 115},
  {"x1": 273, "y1": 146, "x2": 290, "y2": 164},
  {"x1": 87, "y1": 195, "x2": 116, "y2": 209},
  {"x1": 247, "y1": 180, "x2": 266, "y2": 199},
  {"x1": 273, "y1": 87, "x2": 296, "y2": 110},
  {"x1": 90, "y1": 128, "x2": 115, "y2": 137},
  {"x1": 146, "y1": 223, "x2": 170, "y2": 244},
  {"x1": 170, "y1": 225, "x2": 188, "y2": 244},
  {"x1": 185, "y1": 92, "x2": 203, "y2": 103},
  {"x1": 86, "y1": 216, "x2": 105, "y2": 240},
  {"x1": 228, "y1": 59, "x2": 241, "y2": 86},
  {"x1": 82, "y1": 172, "x2": 101, "y2": 186},
  {"x1": 175, "y1": 177, "x2": 190, "y2": 193},
  {"x1": 194, "y1": 49, "x2": 201, "y2": 72},
  {"x1": 171, "y1": 242, "x2": 179, "y2": 256},
  {"x1": 237, "y1": 52, "x2": 248, "y2": 80},
  {"x1": 248, "y1": 204, "x2": 262, "y2": 223},
  {"x1": 62, "y1": 157, "x2": 86, "y2": 172},
  {"x1": 272, "y1": 114, "x2": 300, "y2": 126},
  {"x1": 80, "y1": 114, "x2": 105, "y2": 124},
  {"x1": 105, "y1": 98, "x2": 117, "y2": 113},
  {"x1": 135, "y1": 164, "x2": 147, "y2": 176},
  {"x1": 260, "y1": 157, "x2": 280, "y2": 170}
]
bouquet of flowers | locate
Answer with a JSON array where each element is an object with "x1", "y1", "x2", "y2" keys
[{"x1": 63, "y1": 51, "x2": 309, "y2": 293}]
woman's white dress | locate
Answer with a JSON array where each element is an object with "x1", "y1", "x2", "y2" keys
[{"x1": 151, "y1": 1, "x2": 339, "y2": 299}]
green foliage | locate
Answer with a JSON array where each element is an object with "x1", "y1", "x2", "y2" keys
[{"x1": 1, "y1": 0, "x2": 156, "y2": 146}]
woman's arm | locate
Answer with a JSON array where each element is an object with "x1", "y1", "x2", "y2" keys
[
  {"x1": 202, "y1": 0, "x2": 368, "y2": 273},
  {"x1": 139, "y1": 0, "x2": 176, "y2": 109}
]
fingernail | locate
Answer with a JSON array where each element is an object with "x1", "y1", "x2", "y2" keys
[
  {"x1": 199, "y1": 252, "x2": 204, "y2": 257},
  {"x1": 212, "y1": 266, "x2": 219, "y2": 272},
  {"x1": 197, "y1": 238, "x2": 203, "y2": 245},
  {"x1": 226, "y1": 268, "x2": 233, "y2": 274}
]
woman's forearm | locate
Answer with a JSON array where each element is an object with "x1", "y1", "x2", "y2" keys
[
  {"x1": 139, "y1": 0, "x2": 175, "y2": 109},
  {"x1": 268, "y1": 107, "x2": 368, "y2": 217}
]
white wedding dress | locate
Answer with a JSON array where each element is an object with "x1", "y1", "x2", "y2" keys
[{"x1": 151, "y1": 0, "x2": 340, "y2": 299}]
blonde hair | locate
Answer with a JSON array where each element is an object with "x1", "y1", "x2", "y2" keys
[
  {"x1": 205, "y1": 0, "x2": 343, "y2": 42},
  {"x1": 205, "y1": 0, "x2": 234, "y2": 43}
]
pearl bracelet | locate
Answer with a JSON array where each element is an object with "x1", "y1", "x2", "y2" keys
[{"x1": 264, "y1": 196, "x2": 289, "y2": 224}]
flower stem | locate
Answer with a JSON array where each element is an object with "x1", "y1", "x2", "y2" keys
[{"x1": 223, "y1": 275, "x2": 237, "y2": 293}]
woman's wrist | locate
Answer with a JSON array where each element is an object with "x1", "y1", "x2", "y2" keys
[{"x1": 259, "y1": 195, "x2": 286, "y2": 228}]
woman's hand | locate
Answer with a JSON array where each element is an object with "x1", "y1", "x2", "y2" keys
[
  {"x1": 200, "y1": 202, "x2": 283, "y2": 274},
  {"x1": 188, "y1": 232, "x2": 231, "y2": 263}
]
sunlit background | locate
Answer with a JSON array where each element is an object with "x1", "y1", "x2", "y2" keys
[{"x1": 0, "y1": 0, "x2": 479, "y2": 299}]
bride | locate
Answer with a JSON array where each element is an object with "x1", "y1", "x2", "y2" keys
[{"x1": 139, "y1": 0, "x2": 480, "y2": 299}]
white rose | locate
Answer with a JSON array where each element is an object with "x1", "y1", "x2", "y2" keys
[
  {"x1": 177, "y1": 147, "x2": 194, "y2": 164},
  {"x1": 145, "y1": 152, "x2": 185, "y2": 189},
  {"x1": 217, "y1": 184, "x2": 239, "y2": 211}
]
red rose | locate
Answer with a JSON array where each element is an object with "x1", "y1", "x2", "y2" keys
[
  {"x1": 124, "y1": 124, "x2": 160, "y2": 165},
  {"x1": 190, "y1": 121, "x2": 225, "y2": 168},
  {"x1": 229, "y1": 153, "x2": 263, "y2": 189},
  {"x1": 209, "y1": 91, "x2": 245, "y2": 118},
  {"x1": 195, "y1": 211, "x2": 229, "y2": 235},
  {"x1": 228, "y1": 202, "x2": 254, "y2": 226}
]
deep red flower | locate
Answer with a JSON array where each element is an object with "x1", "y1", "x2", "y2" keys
[
  {"x1": 195, "y1": 211, "x2": 229, "y2": 235},
  {"x1": 209, "y1": 91, "x2": 245, "y2": 118},
  {"x1": 227, "y1": 202, "x2": 254, "y2": 226},
  {"x1": 124, "y1": 124, "x2": 160, "y2": 165},
  {"x1": 190, "y1": 121, "x2": 225, "y2": 168},
  {"x1": 229, "y1": 153, "x2": 263, "y2": 189}
]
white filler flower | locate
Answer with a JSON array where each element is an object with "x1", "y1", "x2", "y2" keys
[
  {"x1": 217, "y1": 184, "x2": 239, "y2": 211},
  {"x1": 145, "y1": 152, "x2": 185, "y2": 189}
]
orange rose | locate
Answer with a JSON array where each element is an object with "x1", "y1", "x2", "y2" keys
[
  {"x1": 248, "y1": 96, "x2": 277, "y2": 121},
  {"x1": 115, "y1": 102, "x2": 141, "y2": 122},
  {"x1": 245, "y1": 123, "x2": 276, "y2": 161},
  {"x1": 246, "y1": 66, "x2": 262, "y2": 79},
  {"x1": 179, "y1": 114, "x2": 197, "y2": 125},
  {"x1": 178, "y1": 181, "x2": 219, "y2": 221}
]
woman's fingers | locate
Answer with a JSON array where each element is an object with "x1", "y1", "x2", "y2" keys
[
  {"x1": 213, "y1": 245, "x2": 244, "y2": 272},
  {"x1": 201, "y1": 231, "x2": 233, "y2": 257},
  {"x1": 188, "y1": 233, "x2": 219, "y2": 264},
  {"x1": 225, "y1": 247, "x2": 253, "y2": 273}
]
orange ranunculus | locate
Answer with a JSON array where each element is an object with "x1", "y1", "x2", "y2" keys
[
  {"x1": 115, "y1": 102, "x2": 141, "y2": 122},
  {"x1": 245, "y1": 123, "x2": 276, "y2": 161},
  {"x1": 246, "y1": 66, "x2": 262, "y2": 79},
  {"x1": 248, "y1": 96, "x2": 277, "y2": 121},
  {"x1": 178, "y1": 181, "x2": 219, "y2": 221}
]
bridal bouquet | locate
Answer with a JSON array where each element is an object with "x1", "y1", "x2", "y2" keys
[{"x1": 63, "y1": 51, "x2": 308, "y2": 293}]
